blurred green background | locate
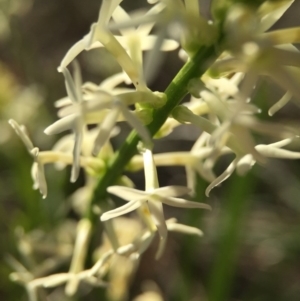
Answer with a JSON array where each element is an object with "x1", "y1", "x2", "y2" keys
[{"x1": 1, "y1": 0, "x2": 300, "y2": 300}]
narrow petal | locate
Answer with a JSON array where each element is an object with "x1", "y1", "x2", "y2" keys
[
  {"x1": 107, "y1": 186, "x2": 149, "y2": 201},
  {"x1": 58, "y1": 97, "x2": 111, "y2": 118},
  {"x1": 100, "y1": 200, "x2": 142, "y2": 221},
  {"x1": 84, "y1": 93, "x2": 114, "y2": 112},
  {"x1": 194, "y1": 160, "x2": 216, "y2": 182},
  {"x1": 37, "y1": 161, "x2": 47, "y2": 198},
  {"x1": 267, "y1": 138, "x2": 294, "y2": 148},
  {"x1": 236, "y1": 154, "x2": 255, "y2": 176},
  {"x1": 160, "y1": 38, "x2": 180, "y2": 52},
  {"x1": 57, "y1": 104, "x2": 79, "y2": 118},
  {"x1": 186, "y1": 165, "x2": 196, "y2": 192},
  {"x1": 54, "y1": 97, "x2": 72, "y2": 108},
  {"x1": 41, "y1": 274, "x2": 71, "y2": 288},
  {"x1": 143, "y1": 148, "x2": 159, "y2": 191},
  {"x1": 31, "y1": 162, "x2": 39, "y2": 190},
  {"x1": 98, "y1": 0, "x2": 123, "y2": 26},
  {"x1": 61, "y1": 67, "x2": 80, "y2": 104},
  {"x1": 200, "y1": 90, "x2": 228, "y2": 120},
  {"x1": 137, "y1": 2, "x2": 165, "y2": 36},
  {"x1": 209, "y1": 120, "x2": 231, "y2": 148},
  {"x1": 272, "y1": 47, "x2": 300, "y2": 68},
  {"x1": 99, "y1": 72, "x2": 128, "y2": 90},
  {"x1": 44, "y1": 115, "x2": 76, "y2": 135},
  {"x1": 118, "y1": 101, "x2": 153, "y2": 148},
  {"x1": 71, "y1": 125, "x2": 83, "y2": 183},
  {"x1": 86, "y1": 41, "x2": 103, "y2": 50},
  {"x1": 140, "y1": 35, "x2": 179, "y2": 51},
  {"x1": 147, "y1": 200, "x2": 167, "y2": 259},
  {"x1": 167, "y1": 222, "x2": 203, "y2": 236},
  {"x1": 258, "y1": 0, "x2": 294, "y2": 33},
  {"x1": 153, "y1": 186, "x2": 191, "y2": 197},
  {"x1": 92, "y1": 106, "x2": 120, "y2": 156},
  {"x1": 95, "y1": 30, "x2": 140, "y2": 87},
  {"x1": 156, "y1": 195, "x2": 211, "y2": 210},
  {"x1": 112, "y1": 5, "x2": 135, "y2": 36},
  {"x1": 103, "y1": 219, "x2": 119, "y2": 250},
  {"x1": 209, "y1": 57, "x2": 246, "y2": 76},
  {"x1": 135, "y1": 231, "x2": 155, "y2": 256},
  {"x1": 262, "y1": 27, "x2": 300, "y2": 45},
  {"x1": 116, "y1": 243, "x2": 135, "y2": 255},
  {"x1": 58, "y1": 37, "x2": 88, "y2": 71},
  {"x1": 89, "y1": 250, "x2": 113, "y2": 276},
  {"x1": 268, "y1": 65, "x2": 300, "y2": 104},
  {"x1": 231, "y1": 125, "x2": 266, "y2": 164},
  {"x1": 73, "y1": 61, "x2": 83, "y2": 103},
  {"x1": 172, "y1": 105, "x2": 216, "y2": 135},
  {"x1": 9, "y1": 119, "x2": 34, "y2": 152},
  {"x1": 256, "y1": 145, "x2": 300, "y2": 159},
  {"x1": 205, "y1": 157, "x2": 239, "y2": 197},
  {"x1": 268, "y1": 91, "x2": 292, "y2": 116}
]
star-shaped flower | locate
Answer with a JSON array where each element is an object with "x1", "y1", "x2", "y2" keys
[
  {"x1": 46, "y1": 62, "x2": 156, "y2": 180},
  {"x1": 58, "y1": 0, "x2": 177, "y2": 90},
  {"x1": 102, "y1": 149, "x2": 211, "y2": 258}
]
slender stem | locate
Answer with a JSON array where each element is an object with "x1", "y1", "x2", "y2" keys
[{"x1": 85, "y1": 43, "x2": 220, "y2": 223}]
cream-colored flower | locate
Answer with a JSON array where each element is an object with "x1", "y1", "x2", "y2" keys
[
  {"x1": 173, "y1": 103, "x2": 299, "y2": 196},
  {"x1": 59, "y1": 0, "x2": 171, "y2": 90},
  {"x1": 210, "y1": 1, "x2": 300, "y2": 113},
  {"x1": 9, "y1": 119, "x2": 47, "y2": 198},
  {"x1": 102, "y1": 149, "x2": 210, "y2": 258},
  {"x1": 108, "y1": 3, "x2": 178, "y2": 89},
  {"x1": 10, "y1": 120, "x2": 103, "y2": 197}
]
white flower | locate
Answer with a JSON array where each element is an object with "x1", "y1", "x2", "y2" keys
[
  {"x1": 102, "y1": 149, "x2": 210, "y2": 258},
  {"x1": 210, "y1": 1, "x2": 300, "y2": 112},
  {"x1": 25, "y1": 251, "x2": 111, "y2": 301},
  {"x1": 58, "y1": 0, "x2": 123, "y2": 71},
  {"x1": 203, "y1": 137, "x2": 300, "y2": 197},
  {"x1": 9, "y1": 119, "x2": 47, "y2": 198},
  {"x1": 58, "y1": 0, "x2": 173, "y2": 90},
  {"x1": 90, "y1": 97, "x2": 153, "y2": 155},
  {"x1": 47, "y1": 91, "x2": 154, "y2": 157},
  {"x1": 111, "y1": 3, "x2": 179, "y2": 87},
  {"x1": 46, "y1": 62, "x2": 154, "y2": 174},
  {"x1": 173, "y1": 102, "x2": 298, "y2": 196}
]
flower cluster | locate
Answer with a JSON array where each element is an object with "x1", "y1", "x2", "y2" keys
[{"x1": 8, "y1": 0, "x2": 300, "y2": 300}]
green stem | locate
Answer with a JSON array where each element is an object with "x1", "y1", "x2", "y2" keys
[{"x1": 85, "y1": 44, "x2": 220, "y2": 223}]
